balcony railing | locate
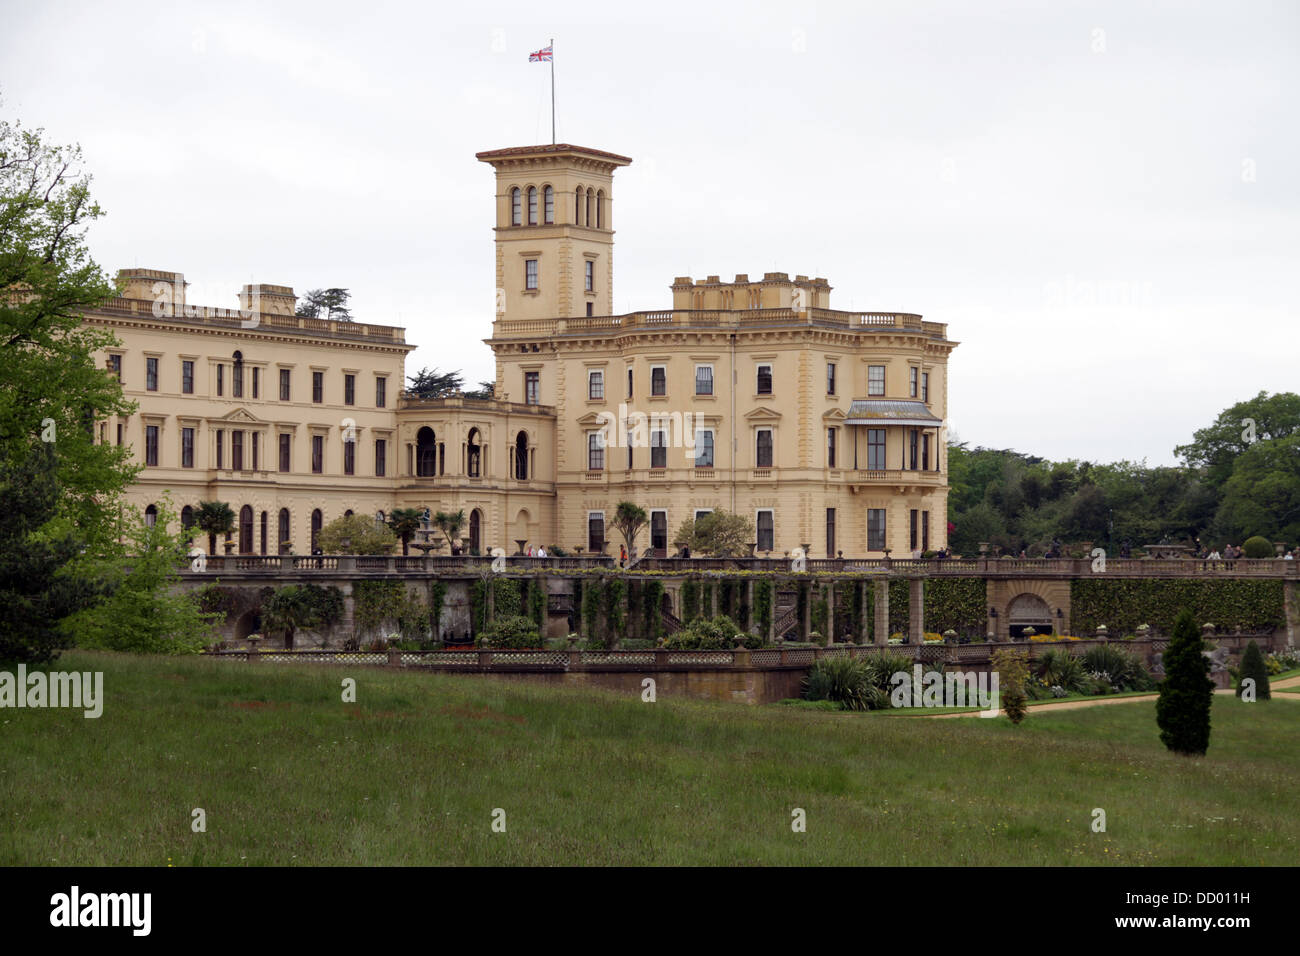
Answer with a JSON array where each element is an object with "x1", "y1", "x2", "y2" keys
[{"x1": 493, "y1": 308, "x2": 948, "y2": 341}]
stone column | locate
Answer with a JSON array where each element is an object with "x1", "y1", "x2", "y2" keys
[
  {"x1": 859, "y1": 581, "x2": 871, "y2": 644},
  {"x1": 767, "y1": 583, "x2": 777, "y2": 645},
  {"x1": 827, "y1": 581, "x2": 836, "y2": 644},
  {"x1": 747, "y1": 580, "x2": 757, "y2": 636},
  {"x1": 874, "y1": 579, "x2": 889, "y2": 645},
  {"x1": 908, "y1": 577, "x2": 925, "y2": 645},
  {"x1": 801, "y1": 580, "x2": 812, "y2": 641},
  {"x1": 711, "y1": 581, "x2": 719, "y2": 618}
]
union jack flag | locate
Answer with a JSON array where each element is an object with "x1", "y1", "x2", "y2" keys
[{"x1": 529, "y1": 46, "x2": 553, "y2": 62}]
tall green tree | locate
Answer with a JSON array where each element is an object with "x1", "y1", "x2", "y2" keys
[
  {"x1": 317, "y1": 513, "x2": 396, "y2": 554},
  {"x1": 673, "y1": 510, "x2": 754, "y2": 557},
  {"x1": 407, "y1": 367, "x2": 465, "y2": 399},
  {"x1": 1235, "y1": 640, "x2": 1271, "y2": 701},
  {"x1": 0, "y1": 442, "x2": 105, "y2": 664},
  {"x1": 0, "y1": 112, "x2": 138, "y2": 555},
  {"x1": 1174, "y1": 391, "x2": 1300, "y2": 491},
  {"x1": 1156, "y1": 608, "x2": 1214, "y2": 756},
  {"x1": 434, "y1": 509, "x2": 466, "y2": 551}
]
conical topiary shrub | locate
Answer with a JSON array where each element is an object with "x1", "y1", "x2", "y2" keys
[
  {"x1": 1155, "y1": 608, "x2": 1214, "y2": 755},
  {"x1": 1236, "y1": 639, "x2": 1271, "y2": 700}
]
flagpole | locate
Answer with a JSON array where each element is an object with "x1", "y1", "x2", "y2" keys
[{"x1": 550, "y1": 37, "x2": 556, "y2": 144}]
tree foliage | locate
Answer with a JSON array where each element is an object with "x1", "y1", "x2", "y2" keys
[
  {"x1": 1, "y1": 111, "x2": 138, "y2": 558},
  {"x1": 612, "y1": 501, "x2": 648, "y2": 554},
  {"x1": 295, "y1": 288, "x2": 352, "y2": 321},
  {"x1": 317, "y1": 513, "x2": 397, "y2": 554},
  {"x1": 673, "y1": 510, "x2": 754, "y2": 557}
]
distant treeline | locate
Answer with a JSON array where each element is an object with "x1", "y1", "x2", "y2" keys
[{"x1": 947, "y1": 391, "x2": 1300, "y2": 556}]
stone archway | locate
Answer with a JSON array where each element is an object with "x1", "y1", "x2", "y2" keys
[{"x1": 1007, "y1": 592, "x2": 1053, "y2": 639}]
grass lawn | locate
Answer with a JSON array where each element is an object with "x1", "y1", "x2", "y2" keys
[{"x1": 2, "y1": 650, "x2": 1297, "y2": 866}]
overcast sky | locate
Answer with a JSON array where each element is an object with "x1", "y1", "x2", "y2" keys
[{"x1": 3, "y1": 0, "x2": 1295, "y2": 466}]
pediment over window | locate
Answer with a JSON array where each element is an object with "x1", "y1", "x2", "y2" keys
[
  {"x1": 213, "y1": 408, "x2": 265, "y2": 425},
  {"x1": 744, "y1": 406, "x2": 783, "y2": 422}
]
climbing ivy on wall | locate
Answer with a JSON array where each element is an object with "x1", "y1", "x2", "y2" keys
[
  {"x1": 682, "y1": 579, "x2": 700, "y2": 622},
  {"x1": 428, "y1": 579, "x2": 447, "y2": 639},
  {"x1": 529, "y1": 578, "x2": 547, "y2": 627},
  {"x1": 1070, "y1": 579, "x2": 1284, "y2": 634},
  {"x1": 754, "y1": 580, "x2": 773, "y2": 634}
]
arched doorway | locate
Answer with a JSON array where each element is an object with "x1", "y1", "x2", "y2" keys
[
  {"x1": 278, "y1": 508, "x2": 290, "y2": 552},
  {"x1": 239, "y1": 505, "x2": 253, "y2": 554},
  {"x1": 1007, "y1": 593, "x2": 1053, "y2": 639},
  {"x1": 259, "y1": 511, "x2": 268, "y2": 555},
  {"x1": 310, "y1": 509, "x2": 323, "y2": 554},
  {"x1": 416, "y1": 427, "x2": 437, "y2": 477},
  {"x1": 468, "y1": 509, "x2": 482, "y2": 554}
]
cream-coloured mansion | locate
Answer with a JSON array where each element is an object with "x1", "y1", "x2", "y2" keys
[{"x1": 87, "y1": 143, "x2": 958, "y2": 558}]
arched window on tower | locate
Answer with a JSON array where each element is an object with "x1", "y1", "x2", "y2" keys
[
  {"x1": 575, "y1": 186, "x2": 583, "y2": 225},
  {"x1": 543, "y1": 185, "x2": 554, "y2": 224},
  {"x1": 416, "y1": 426, "x2": 437, "y2": 477},
  {"x1": 596, "y1": 190, "x2": 605, "y2": 229},
  {"x1": 515, "y1": 430, "x2": 528, "y2": 480},
  {"x1": 585, "y1": 188, "x2": 592, "y2": 228},
  {"x1": 510, "y1": 187, "x2": 521, "y2": 226},
  {"x1": 527, "y1": 187, "x2": 537, "y2": 225},
  {"x1": 232, "y1": 350, "x2": 244, "y2": 398},
  {"x1": 467, "y1": 428, "x2": 481, "y2": 478}
]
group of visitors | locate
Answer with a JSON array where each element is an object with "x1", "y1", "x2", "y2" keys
[{"x1": 524, "y1": 545, "x2": 548, "y2": 558}]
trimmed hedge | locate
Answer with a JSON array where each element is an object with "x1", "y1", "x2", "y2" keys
[{"x1": 1071, "y1": 579, "x2": 1284, "y2": 634}]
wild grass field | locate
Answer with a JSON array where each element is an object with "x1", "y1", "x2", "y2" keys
[{"x1": 2, "y1": 651, "x2": 1296, "y2": 866}]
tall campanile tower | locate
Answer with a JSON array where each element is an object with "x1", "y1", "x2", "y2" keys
[{"x1": 476, "y1": 144, "x2": 632, "y2": 323}]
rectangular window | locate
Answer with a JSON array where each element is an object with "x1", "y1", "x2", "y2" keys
[
  {"x1": 922, "y1": 511, "x2": 930, "y2": 552},
  {"x1": 108, "y1": 354, "x2": 122, "y2": 381},
  {"x1": 216, "y1": 364, "x2": 223, "y2": 397},
  {"x1": 116, "y1": 423, "x2": 123, "y2": 446},
  {"x1": 280, "y1": 368, "x2": 290, "y2": 401},
  {"x1": 279, "y1": 434, "x2": 291, "y2": 473},
  {"x1": 312, "y1": 435, "x2": 323, "y2": 474},
  {"x1": 695, "y1": 429, "x2": 714, "y2": 468},
  {"x1": 827, "y1": 428, "x2": 837, "y2": 468},
  {"x1": 826, "y1": 508, "x2": 836, "y2": 557},
  {"x1": 909, "y1": 367, "x2": 918, "y2": 398},
  {"x1": 215, "y1": 429, "x2": 224, "y2": 470},
  {"x1": 826, "y1": 362, "x2": 836, "y2": 396},
  {"x1": 867, "y1": 428, "x2": 886, "y2": 470},
  {"x1": 651, "y1": 429, "x2": 667, "y2": 469},
  {"x1": 146, "y1": 357, "x2": 158, "y2": 392},
  {"x1": 922, "y1": 372, "x2": 930, "y2": 403},
  {"x1": 252, "y1": 367, "x2": 259, "y2": 399},
  {"x1": 756, "y1": 364, "x2": 772, "y2": 395},
  {"x1": 376, "y1": 376, "x2": 387, "y2": 408},
  {"x1": 525, "y1": 259, "x2": 538, "y2": 290},
  {"x1": 181, "y1": 427, "x2": 194, "y2": 468},
  {"x1": 651, "y1": 511, "x2": 668, "y2": 553},
  {"x1": 651, "y1": 366, "x2": 666, "y2": 396},
  {"x1": 145, "y1": 425, "x2": 159, "y2": 466},
  {"x1": 343, "y1": 437, "x2": 355, "y2": 475},
  {"x1": 909, "y1": 429, "x2": 919, "y2": 470},
  {"x1": 588, "y1": 370, "x2": 604, "y2": 400},
  {"x1": 868, "y1": 365, "x2": 885, "y2": 396},
  {"x1": 922, "y1": 434, "x2": 930, "y2": 470},
  {"x1": 588, "y1": 432, "x2": 604, "y2": 471},
  {"x1": 585, "y1": 260, "x2": 594, "y2": 292},
  {"x1": 588, "y1": 513, "x2": 605, "y2": 554},
  {"x1": 627, "y1": 367, "x2": 633, "y2": 398},
  {"x1": 868, "y1": 509, "x2": 886, "y2": 551},
  {"x1": 695, "y1": 366, "x2": 713, "y2": 396},
  {"x1": 910, "y1": 509, "x2": 919, "y2": 551},
  {"x1": 182, "y1": 360, "x2": 194, "y2": 394},
  {"x1": 252, "y1": 432, "x2": 259, "y2": 471},
  {"x1": 344, "y1": 374, "x2": 355, "y2": 406},
  {"x1": 757, "y1": 510, "x2": 774, "y2": 552},
  {"x1": 232, "y1": 363, "x2": 243, "y2": 398},
  {"x1": 375, "y1": 438, "x2": 387, "y2": 477},
  {"x1": 756, "y1": 429, "x2": 773, "y2": 468},
  {"x1": 232, "y1": 430, "x2": 244, "y2": 471},
  {"x1": 312, "y1": 371, "x2": 323, "y2": 404},
  {"x1": 525, "y1": 372, "x2": 539, "y2": 405}
]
